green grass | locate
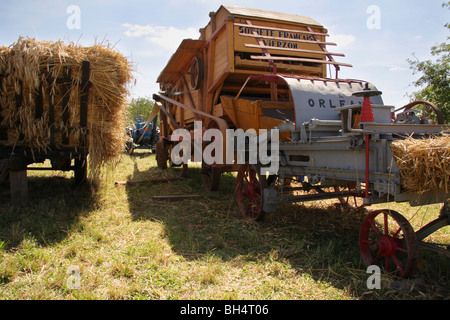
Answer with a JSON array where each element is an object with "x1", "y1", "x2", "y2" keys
[{"x1": 0, "y1": 149, "x2": 449, "y2": 300}]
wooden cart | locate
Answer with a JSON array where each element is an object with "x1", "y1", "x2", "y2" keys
[{"x1": 0, "y1": 61, "x2": 91, "y2": 203}]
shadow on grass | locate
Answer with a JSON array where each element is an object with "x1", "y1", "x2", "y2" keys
[
  {"x1": 0, "y1": 175, "x2": 98, "y2": 250},
  {"x1": 124, "y1": 160, "x2": 450, "y2": 299},
  {"x1": 124, "y1": 162, "x2": 369, "y2": 295}
]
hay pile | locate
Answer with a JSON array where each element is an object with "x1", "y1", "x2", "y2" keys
[
  {"x1": 390, "y1": 134, "x2": 450, "y2": 193},
  {"x1": 0, "y1": 37, "x2": 133, "y2": 176}
]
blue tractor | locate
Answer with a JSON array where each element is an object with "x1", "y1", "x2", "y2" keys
[{"x1": 125, "y1": 115, "x2": 159, "y2": 154}]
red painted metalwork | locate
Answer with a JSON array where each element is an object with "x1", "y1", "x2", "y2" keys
[
  {"x1": 360, "y1": 209, "x2": 420, "y2": 277},
  {"x1": 235, "y1": 163, "x2": 266, "y2": 221}
]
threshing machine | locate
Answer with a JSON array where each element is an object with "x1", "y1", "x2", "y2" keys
[{"x1": 151, "y1": 5, "x2": 449, "y2": 277}]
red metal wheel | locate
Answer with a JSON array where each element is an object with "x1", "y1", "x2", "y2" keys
[
  {"x1": 394, "y1": 101, "x2": 444, "y2": 124},
  {"x1": 360, "y1": 209, "x2": 419, "y2": 277},
  {"x1": 334, "y1": 184, "x2": 365, "y2": 211},
  {"x1": 235, "y1": 163, "x2": 267, "y2": 221}
]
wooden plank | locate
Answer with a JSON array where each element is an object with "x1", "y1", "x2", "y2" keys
[
  {"x1": 0, "y1": 74, "x2": 7, "y2": 140},
  {"x1": 114, "y1": 177, "x2": 181, "y2": 186},
  {"x1": 306, "y1": 25, "x2": 339, "y2": 77},
  {"x1": 34, "y1": 82, "x2": 43, "y2": 119},
  {"x1": 226, "y1": 20, "x2": 235, "y2": 73},
  {"x1": 238, "y1": 32, "x2": 336, "y2": 46},
  {"x1": 224, "y1": 5, "x2": 323, "y2": 27},
  {"x1": 152, "y1": 195, "x2": 202, "y2": 201},
  {"x1": 244, "y1": 43, "x2": 345, "y2": 56},
  {"x1": 249, "y1": 55, "x2": 353, "y2": 67},
  {"x1": 234, "y1": 56, "x2": 322, "y2": 75},
  {"x1": 80, "y1": 61, "x2": 91, "y2": 148},
  {"x1": 60, "y1": 66, "x2": 71, "y2": 145},
  {"x1": 46, "y1": 75, "x2": 55, "y2": 147},
  {"x1": 10, "y1": 170, "x2": 28, "y2": 204},
  {"x1": 234, "y1": 22, "x2": 329, "y2": 37}
]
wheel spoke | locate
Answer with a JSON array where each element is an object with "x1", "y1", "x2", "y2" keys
[
  {"x1": 247, "y1": 164, "x2": 253, "y2": 184},
  {"x1": 359, "y1": 209, "x2": 419, "y2": 277},
  {"x1": 370, "y1": 252, "x2": 382, "y2": 265},
  {"x1": 243, "y1": 172, "x2": 250, "y2": 185},
  {"x1": 392, "y1": 227, "x2": 402, "y2": 239},
  {"x1": 396, "y1": 247, "x2": 408, "y2": 254},
  {"x1": 245, "y1": 202, "x2": 251, "y2": 216},
  {"x1": 383, "y1": 212, "x2": 389, "y2": 235},
  {"x1": 392, "y1": 255, "x2": 405, "y2": 275},
  {"x1": 235, "y1": 164, "x2": 266, "y2": 221},
  {"x1": 368, "y1": 219, "x2": 382, "y2": 237}
]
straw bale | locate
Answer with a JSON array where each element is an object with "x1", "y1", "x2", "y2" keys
[
  {"x1": 390, "y1": 134, "x2": 450, "y2": 193},
  {"x1": 0, "y1": 37, "x2": 133, "y2": 177}
]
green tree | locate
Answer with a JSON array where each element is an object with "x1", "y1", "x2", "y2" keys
[
  {"x1": 407, "y1": 2, "x2": 450, "y2": 123},
  {"x1": 127, "y1": 96, "x2": 155, "y2": 125}
]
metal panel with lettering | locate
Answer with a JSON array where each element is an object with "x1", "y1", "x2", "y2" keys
[{"x1": 281, "y1": 77, "x2": 384, "y2": 130}]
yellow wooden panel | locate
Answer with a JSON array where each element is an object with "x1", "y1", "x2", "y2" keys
[{"x1": 233, "y1": 18, "x2": 327, "y2": 60}]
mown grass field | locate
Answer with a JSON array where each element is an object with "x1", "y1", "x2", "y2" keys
[{"x1": 0, "y1": 149, "x2": 449, "y2": 300}]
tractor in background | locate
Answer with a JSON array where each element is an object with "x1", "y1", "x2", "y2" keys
[{"x1": 125, "y1": 115, "x2": 159, "y2": 155}]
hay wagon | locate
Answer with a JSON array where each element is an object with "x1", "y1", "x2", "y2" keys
[
  {"x1": 0, "y1": 39, "x2": 131, "y2": 203},
  {"x1": 153, "y1": 5, "x2": 449, "y2": 277}
]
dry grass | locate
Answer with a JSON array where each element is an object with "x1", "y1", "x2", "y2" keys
[{"x1": 0, "y1": 150, "x2": 449, "y2": 300}]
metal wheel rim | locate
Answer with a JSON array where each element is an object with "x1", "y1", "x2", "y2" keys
[
  {"x1": 359, "y1": 209, "x2": 419, "y2": 277},
  {"x1": 235, "y1": 163, "x2": 266, "y2": 221}
]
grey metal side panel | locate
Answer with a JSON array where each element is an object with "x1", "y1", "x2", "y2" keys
[{"x1": 280, "y1": 77, "x2": 384, "y2": 130}]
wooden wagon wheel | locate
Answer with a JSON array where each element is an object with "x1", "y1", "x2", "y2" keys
[
  {"x1": 360, "y1": 209, "x2": 419, "y2": 277},
  {"x1": 235, "y1": 163, "x2": 267, "y2": 221},
  {"x1": 190, "y1": 56, "x2": 203, "y2": 90}
]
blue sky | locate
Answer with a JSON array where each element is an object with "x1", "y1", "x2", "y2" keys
[{"x1": 0, "y1": 0, "x2": 448, "y2": 107}]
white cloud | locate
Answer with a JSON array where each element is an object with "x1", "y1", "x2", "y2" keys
[
  {"x1": 388, "y1": 65, "x2": 408, "y2": 72},
  {"x1": 329, "y1": 34, "x2": 356, "y2": 49},
  {"x1": 122, "y1": 23, "x2": 199, "y2": 51}
]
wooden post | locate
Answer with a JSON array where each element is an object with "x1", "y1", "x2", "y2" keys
[{"x1": 10, "y1": 170, "x2": 28, "y2": 204}]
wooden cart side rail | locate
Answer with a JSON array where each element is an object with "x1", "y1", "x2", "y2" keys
[
  {"x1": 154, "y1": 92, "x2": 230, "y2": 164},
  {"x1": 154, "y1": 92, "x2": 229, "y2": 132},
  {"x1": 249, "y1": 55, "x2": 353, "y2": 68},
  {"x1": 244, "y1": 43, "x2": 345, "y2": 57},
  {"x1": 238, "y1": 32, "x2": 337, "y2": 46},
  {"x1": 305, "y1": 26, "x2": 341, "y2": 78}
]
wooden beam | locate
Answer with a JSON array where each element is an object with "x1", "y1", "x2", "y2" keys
[
  {"x1": 234, "y1": 23, "x2": 329, "y2": 37},
  {"x1": 10, "y1": 170, "x2": 28, "y2": 204},
  {"x1": 244, "y1": 43, "x2": 345, "y2": 57},
  {"x1": 114, "y1": 177, "x2": 181, "y2": 186},
  {"x1": 250, "y1": 55, "x2": 353, "y2": 67},
  {"x1": 152, "y1": 195, "x2": 202, "y2": 201},
  {"x1": 238, "y1": 32, "x2": 336, "y2": 46}
]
